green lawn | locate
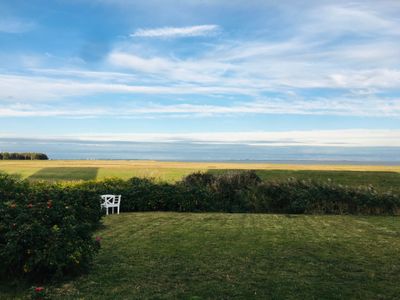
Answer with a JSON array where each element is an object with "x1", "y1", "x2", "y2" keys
[{"x1": 2, "y1": 213, "x2": 400, "y2": 299}]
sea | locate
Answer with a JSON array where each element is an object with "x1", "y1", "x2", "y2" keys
[{"x1": 1, "y1": 138, "x2": 399, "y2": 165}]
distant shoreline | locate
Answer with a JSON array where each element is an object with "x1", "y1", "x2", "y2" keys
[{"x1": 2, "y1": 141, "x2": 399, "y2": 165}]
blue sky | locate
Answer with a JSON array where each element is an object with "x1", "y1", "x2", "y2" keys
[{"x1": 1, "y1": 0, "x2": 400, "y2": 147}]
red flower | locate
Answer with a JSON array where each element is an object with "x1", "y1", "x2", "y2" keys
[
  {"x1": 35, "y1": 287, "x2": 44, "y2": 292},
  {"x1": 47, "y1": 200, "x2": 52, "y2": 208},
  {"x1": 27, "y1": 203, "x2": 33, "y2": 208},
  {"x1": 95, "y1": 236, "x2": 102, "y2": 242}
]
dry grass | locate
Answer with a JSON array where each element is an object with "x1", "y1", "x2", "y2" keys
[
  {"x1": 1, "y1": 161, "x2": 399, "y2": 187},
  {"x1": 1, "y1": 159, "x2": 400, "y2": 170}
]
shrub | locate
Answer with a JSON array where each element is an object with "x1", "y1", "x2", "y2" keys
[
  {"x1": 0, "y1": 173, "x2": 102, "y2": 281},
  {"x1": 81, "y1": 175, "x2": 217, "y2": 213},
  {"x1": 210, "y1": 171, "x2": 261, "y2": 212},
  {"x1": 180, "y1": 171, "x2": 262, "y2": 212},
  {"x1": 80, "y1": 171, "x2": 399, "y2": 215},
  {"x1": 249, "y1": 178, "x2": 400, "y2": 215},
  {"x1": 181, "y1": 172, "x2": 216, "y2": 188}
]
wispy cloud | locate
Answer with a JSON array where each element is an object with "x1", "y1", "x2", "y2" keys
[
  {"x1": 131, "y1": 25, "x2": 220, "y2": 38},
  {"x1": 0, "y1": 18, "x2": 35, "y2": 33},
  {"x1": 2, "y1": 130, "x2": 400, "y2": 147},
  {"x1": 0, "y1": 73, "x2": 252, "y2": 101},
  {"x1": 73, "y1": 130, "x2": 400, "y2": 147},
  {"x1": 1, "y1": 96, "x2": 399, "y2": 118},
  {"x1": 1, "y1": 1, "x2": 399, "y2": 128},
  {"x1": 302, "y1": 3, "x2": 400, "y2": 37}
]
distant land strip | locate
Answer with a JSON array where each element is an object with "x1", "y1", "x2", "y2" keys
[{"x1": 0, "y1": 152, "x2": 48, "y2": 160}]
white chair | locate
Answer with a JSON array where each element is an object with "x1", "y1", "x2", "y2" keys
[{"x1": 100, "y1": 194, "x2": 121, "y2": 215}]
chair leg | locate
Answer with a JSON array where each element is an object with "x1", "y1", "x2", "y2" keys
[
  {"x1": 117, "y1": 206, "x2": 120, "y2": 214},
  {"x1": 106, "y1": 207, "x2": 108, "y2": 215}
]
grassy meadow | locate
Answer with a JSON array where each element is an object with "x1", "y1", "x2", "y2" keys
[
  {"x1": 0, "y1": 160, "x2": 399, "y2": 179},
  {"x1": 2, "y1": 212, "x2": 400, "y2": 299},
  {"x1": 1, "y1": 160, "x2": 399, "y2": 192}
]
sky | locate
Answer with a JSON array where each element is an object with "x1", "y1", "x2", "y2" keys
[{"x1": 1, "y1": 0, "x2": 400, "y2": 148}]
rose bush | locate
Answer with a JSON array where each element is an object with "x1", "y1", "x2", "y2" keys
[{"x1": 0, "y1": 173, "x2": 102, "y2": 281}]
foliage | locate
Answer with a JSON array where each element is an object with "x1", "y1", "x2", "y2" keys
[
  {"x1": 30, "y1": 286, "x2": 48, "y2": 300},
  {"x1": 1, "y1": 169, "x2": 399, "y2": 282},
  {"x1": 81, "y1": 171, "x2": 399, "y2": 215},
  {"x1": 0, "y1": 152, "x2": 48, "y2": 160},
  {"x1": 250, "y1": 178, "x2": 400, "y2": 215},
  {"x1": 0, "y1": 173, "x2": 102, "y2": 281},
  {"x1": 210, "y1": 169, "x2": 400, "y2": 194}
]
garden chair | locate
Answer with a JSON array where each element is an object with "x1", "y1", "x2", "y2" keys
[{"x1": 100, "y1": 194, "x2": 121, "y2": 215}]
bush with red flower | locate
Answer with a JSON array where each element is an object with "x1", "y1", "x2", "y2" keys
[
  {"x1": 0, "y1": 173, "x2": 102, "y2": 281},
  {"x1": 30, "y1": 286, "x2": 48, "y2": 300}
]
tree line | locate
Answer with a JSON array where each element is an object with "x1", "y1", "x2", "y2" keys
[{"x1": 0, "y1": 152, "x2": 49, "y2": 160}]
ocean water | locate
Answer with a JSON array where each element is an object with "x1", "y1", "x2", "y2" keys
[{"x1": 1, "y1": 138, "x2": 399, "y2": 165}]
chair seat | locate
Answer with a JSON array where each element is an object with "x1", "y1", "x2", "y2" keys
[{"x1": 103, "y1": 203, "x2": 119, "y2": 207}]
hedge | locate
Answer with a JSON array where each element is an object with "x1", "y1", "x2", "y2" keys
[
  {"x1": 0, "y1": 173, "x2": 102, "y2": 281},
  {"x1": 80, "y1": 171, "x2": 400, "y2": 215}
]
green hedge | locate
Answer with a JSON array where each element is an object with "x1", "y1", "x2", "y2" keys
[
  {"x1": 249, "y1": 178, "x2": 400, "y2": 215},
  {"x1": 81, "y1": 177, "x2": 213, "y2": 212},
  {"x1": 0, "y1": 173, "x2": 102, "y2": 281},
  {"x1": 80, "y1": 171, "x2": 400, "y2": 215}
]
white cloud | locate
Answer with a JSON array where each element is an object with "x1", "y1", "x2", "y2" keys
[
  {"x1": 0, "y1": 73, "x2": 253, "y2": 101},
  {"x1": 1, "y1": 96, "x2": 399, "y2": 118},
  {"x1": 2, "y1": 1, "x2": 400, "y2": 122},
  {"x1": 131, "y1": 25, "x2": 220, "y2": 38},
  {"x1": 108, "y1": 50, "x2": 400, "y2": 90},
  {"x1": 2, "y1": 130, "x2": 400, "y2": 147},
  {"x1": 77, "y1": 130, "x2": 400, "y2": 147}
]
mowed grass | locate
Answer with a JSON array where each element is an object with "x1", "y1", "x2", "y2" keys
[{"x1": 2, "y1": 213, "x2": 400, "y2": 299}]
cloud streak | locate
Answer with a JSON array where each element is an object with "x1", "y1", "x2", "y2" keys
[
  {"x1": 131, "y1": 25, "x2": 220, "y2": 38},
  {"x1": 2, "y1": 130, "x2": 400, "y2": 147},
  {"x1": 1, "y1": 97, "x2": 399, "y2": 118}
]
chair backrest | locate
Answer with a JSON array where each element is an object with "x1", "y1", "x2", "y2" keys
[
  {"x1": 101, "y1": 194, "x2": 115, "y2": 205},
  {"x1": 114, "y1": 195, "x2": 121, "y2": 205}
]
